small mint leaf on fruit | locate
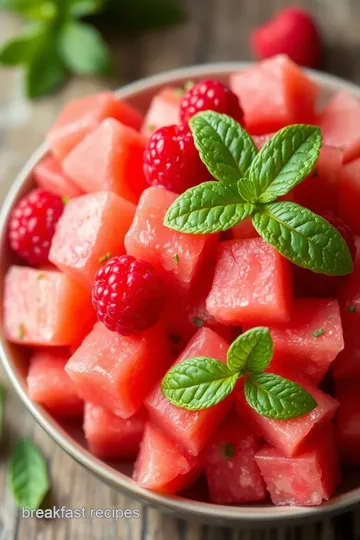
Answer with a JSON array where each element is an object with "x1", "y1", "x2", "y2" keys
[
  {"x1": 312, "y1": 329, "x2": 325, "y2": 337},
  {"x1": 189, "y1": 111, "x2": 258, "y2": 183},
  {"x1": 248, "y1": 125, "x2": 322, "y2": 203},
  {"x1": 227, "y1": 327, "x2": 273, "y2": 374},
  {"x1": 221, "y1": 443, "x2": 235, "y2": 459},
  {"x1": 252, "y1": 201, "x2": 353, "y2": 276},
  {"x1": 193, "y1": 317, "x2": 204, "y2": 328},
  {"x1": 9, "y1": 439, "x2": 49, "y2": 510},
  {"x1": 173, "y1": 253, "x2": 179, "y2": 264},
  {"x1": 161, "y1": 357, "x2": 238, "y2": 411},
  {"x1": 244, "y1": 373, "x2": 317, "y2": 420},
  {"x1": 164, "y1": 181, "x2": 254, "y2": 234},
  {"x1": 99, "y1": 252, "x2": 111, "y2": 263}
]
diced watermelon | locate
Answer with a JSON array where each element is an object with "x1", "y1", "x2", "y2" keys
[
  {"x1": 47, "y1": 92, "x2": 143, "y2": 159},
  {"x1": 230, "y1": 55, "x2": 318, "y2": 135},
  {"x1": 255, "y1": 423, "x2": 339, "y2": 506},
  {"x1": 49, "y1": 192, "x2": 135, "y2": 288},
  {"x1": 204, "y1": 414, "x2": 266, "y2": 504},
  {"x1": 294, "y1": 146, "x2": 344, "y2": 213},
  {"x1": 206, "y1": 238, "x2": 292, "y2": 326},
  {"x1": 27, "y1": 348, "x2": 83, "y2": 418},
  {"x1": 63, "y1": 118, "x2": 147, "y2": 204},
  {"x1": 141, "y1": 87, "x2": 181, "y2": 136},
  {"x1": 318, "y1": 91, "x2": 360, "y2": 163},
  {"x1": 133, "y1": 423, "x2": 201, "y2": 494},
  {"x1": 125, "y1": 187, "x2": 218, "y2": 293},
  {"x1": 246, "y1": 298, "x2": 343, "y2": 384},
  {"x1": 65, "y1": 321, "x2": 170, "y2": 418},
  {"x1": 335, "y1": 380, "x2": 360, "y2": 465},
  {"x1": 339, "y1": 158, "x2": 360, "y2": 233},
  {"x1": 33, "y1": 155, "x2": 83, "y2": 199},
  {"x1": 146, "y1": 327, "x2": 231, "y2": 456},
  {"x1": 236, "y1": 380, "x2": 339, "y2": 457},
  {"x1": 84, "y1": 403, "x2": 146, "y2": 459},
  {"x1": 3, "y1": 266, "x2": 95, "y2": 346}
]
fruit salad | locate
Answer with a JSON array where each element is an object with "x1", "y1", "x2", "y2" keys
[{"x1": 4, "y1": 54, "x2": 360, "y2": 508}]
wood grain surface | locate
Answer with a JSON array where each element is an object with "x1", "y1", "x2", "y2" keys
[{"x1": 1, "y1": 0, "x2": 360, "y2": 538}]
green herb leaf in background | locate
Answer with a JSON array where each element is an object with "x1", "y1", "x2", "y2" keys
[
  {"x1": 26, "y1": 41, "x2": 67, "y2": 98},
  {"x1": 252, "y1": 201, "x2": 353, "y2": 276},
  {"x1": 164, "y1": 181, "x2": 254, "y2": 234},
  {"x1": 227, "y1": 327, "x2": 273, "y2": 374},
  {"x1": 68, "y1": 0, "x2": 106, "y2": 18},
  {"x1": 189, "y1": 111, "x2": 258, "y2": 184},
  {"x1": 0, "y1": 25, "x2": 46, "y2": 65},
  {"x1": 161, "y1": 357, "x2": 238, "y2": 411},
  {"x1": 248, "y1": 125, "x2": 322, "y2": 202},
  {"x1": 0, "y1": 0, "x2": 56, "y2": 20},
  {"x1": 244, "y1": 373, "x2": 317, "y2": 420},
  {"x1": 9, "y1": 440, "x2": 49, "y2": 510}
]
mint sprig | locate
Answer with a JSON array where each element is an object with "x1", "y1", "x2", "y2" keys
[
  {"x1": 161, "y1": 327, "x2": 317, "y2": 420},
  {"x1": 164, "y1": 112, "x2": 353, "y2": 277}
]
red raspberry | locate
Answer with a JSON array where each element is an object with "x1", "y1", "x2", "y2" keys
[
  {"x1": 92, "y1": 255, "x2": 165, "y2": 336},
  {"x1": 8, "y1": 188, "x2": 64, "y2": 266},
  {"x1": 295, "y1": 212, "x2": 356, "y2": 297},
  {"x1": 143, "y1": 124, "x2": 209, "y2": 193},
  {"x1": 180, "y1": 79, "x2": 244, "y2": 125},
  {"x1": 251, "y1": 8, "x2": 322, "y2": 68}
]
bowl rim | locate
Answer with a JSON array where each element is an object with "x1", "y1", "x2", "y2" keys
[{"x1": 2, "y1": 61, "x2": 360, "y2": 525}]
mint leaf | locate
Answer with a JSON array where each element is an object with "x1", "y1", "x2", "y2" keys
[
  {"x1": 252, "y1": 201, "x2": 353, "y2": 276},
  {"x1": 164, "y1": 181, "x2": 254, "y2": 234},
  {"x1": 189, "y1": 111, "x2": 258, "y2": 184},
  {"x1": 161, "y1": 357, "x2": 238, "y2": 410},
  {"x1": 248, "y1": 125, "x2": 322, "y2": 203},
  {"x1": 59, "y1": 21, "x2": 112, "y2": 75},
  {"x1": 227, "y1": 327, "x2": 273, "y2": 374},
  {"x1": 26, "y1": 41, "x2": 67, "y2": 98},
  {"x1": 68, "y1": 0, "x2": 106, "y2": 17},
  {"x1": 0, "y1": 0, "x2": 56, "y2": 20},
  {"x1": 9, "y1": 440, "x2": 49, "y2": 510},
  {"x1": 237, "y1": 178, "x2": 258, "y2": 204},
  {"x1": 244, "y1": 373, "x2": 317, "y2": 420},
  {"x1": 0, "y1": 25, "x2": 46, "y2": 66}
]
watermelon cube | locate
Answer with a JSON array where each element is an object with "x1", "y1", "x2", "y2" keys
[
  {"x1": 47, "y1": 92, "x2": 143, "y2": 159},
  {"x1": 230, "y1": 55, "x2": 318, "y2": 135},
  {"x1": 146, "y1": 327, "x2": 231, "y2": 456},
  {"x1": 4, "y1": 266, "x2": 95, "y2": 346},
  {"x1": 248, "y1": 298, "x2": 344, "y2": 384},
  {"x1": 204, "y1": 414, "x2": 266, "y2": 504},
  {"x1": 335, "y1": 380, "x2": 360, "y2": 465},
  {"x1": 206, "y1": 238, "x2": 292, "y2": 326},
  {"x1": 65, "y1": 321, "x2": 170, "y2": 418},
  {"x1": 84, "y1": 403, "x2": 146, "y2": 459},
  {"x1": 294, "y1": 146, "x2": 344, "y2": 214},
  {"x1": 134, "y1": 423, "x2": 201, "y2": 494},
  {"x1": 125, "y1": 187, "x2": 218, "y2": 292},
  {"x1": 63, "y1": 118, "x2": 147, "y2": 204},
  {"x1": 255, "y1": 423, "x2": 340, "y2": 506},
  {"x1": 318, "y1": 91, "x2": 360, "y2": 163},
  {"x1": 33, "y1": 155, "x2": 83, "y2": 199},
  {"x1": 141, "y1": 87, "x2": 181, "y2": 136},
  {"x1": 49, "y1": 192, "x2": 136, "y2": 288},
  {"x1": 339, "y1": 158, "x2": 360, "y2": 234},
  {"x1": 236, "y1": 381, "x2": 339, "y2": 457},
  {"x1": 27, "y1": 348, "x2": 83, "y2": 418}
]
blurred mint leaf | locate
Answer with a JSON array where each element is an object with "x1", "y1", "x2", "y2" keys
[
  {"x1": 105, "y1": 0, "x2": 186, "y2": 31},
  {"x1": 67, "y1": 0, "x2": 107, "y2": 17},
  {"x1": 26, "y1": 41, "x2": 67, "y2": 98},
  {"x1": 0, "y1": 0, "x2": 56, "y2": 20},
  {"x1": 59, "y1": 21, "x2": 112, "y2": 75},
  {"x1": 0, "y1": 24, "x2": 46, "y2": 65}
]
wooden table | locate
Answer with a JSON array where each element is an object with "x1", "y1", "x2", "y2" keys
[{"x1": 1, "y1": 0, "x2": 360, "y2": 538}]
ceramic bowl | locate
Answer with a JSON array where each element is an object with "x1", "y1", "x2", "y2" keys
[{"x1": 1, "y1": 63, "x2": 360, "y2": 527}]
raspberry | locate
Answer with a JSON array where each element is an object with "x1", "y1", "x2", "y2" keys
[
  {"x1": 295, "y1": 212, "x2": 356, "y2": 297},
  {"x1": 92, "y1": 255, "x2": 165, "y2": 336},
  {"x1": 143, "y1": 124, "x2": 209, "y2": 193},
  {"x1": 251, "y1": 8, "x2": 322, "y2": 68},
  {"x1": 8, "y1": 188, "x2": 64, "y2": 266},
  {"x1": 180, "y1": 79, "x2": 244, "y2": 125}
]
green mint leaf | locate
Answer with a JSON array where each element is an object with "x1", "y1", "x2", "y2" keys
[
  {"x1": 227, "y1": 327, "x2": 273, "y2": 374},
  {"x1": 244, "y1": 373, "x2": 317, "y2": 420},
  {"x1": 164, "y1": 181, "x2": 254, "y2": 234},
  {"x1": 237, "y1": 178, "x2": 258, "y2": 203},
  {"x1": 99, "y1": 252, "x2": 111, "y2": 263},
  {"x1": 68, "y1": 0, "x2": 106, "y2": 17},
  {"x1": 26, "y1": 41, "x2": 67, "y2": 98},
  {"x1": 9, "y1": 440, "x2": 49, "y2": 510},
  {"x1": 161, "y1": 357, "x2": 238, "y2": 411},
  {"x1": 312, "y1": 328, "x2": 325, "y2": 337},
  {"x1": 221, "y1": 443, "x2": 235, "y2": 458},
  {"x1": 348, "y1": 305, "x2": 356, "y2": 313},
  {"x1": 248, "y1": 125, "x2": 322, "y2": 203},
  {"x1": 252, "y1": 201, "x2": 353, "y2": 276},
  {"x1": 0, "y1": 0, "x2": 56, "y2": 20},
  {"x1": 0, "y1": 25, "x2": 46, "y2": 66},
  {"x1": 0, "y1": 383, "x2": 5, "y2": 438},
  {"x1": 59, "y1": 21, "x2": 112, "y2": 75},
  {"x1": 189, "y1": 111, "x2": 258, "y2": 184}
]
